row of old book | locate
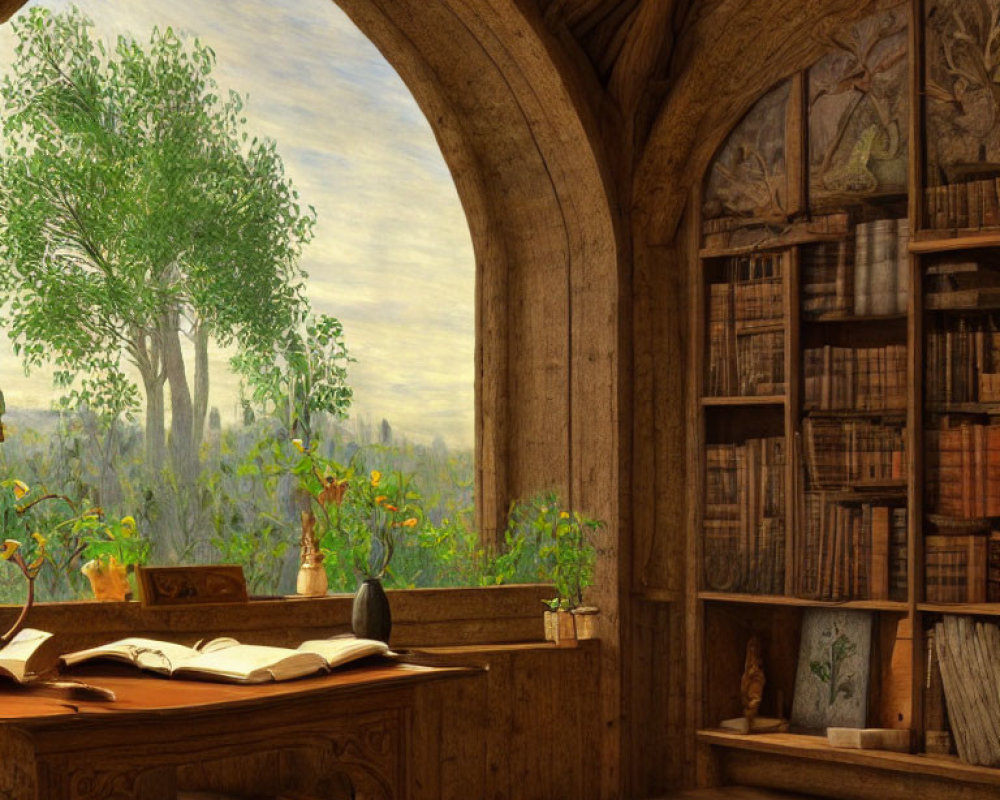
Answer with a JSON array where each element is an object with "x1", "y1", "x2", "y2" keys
[
  {"x1": 706, "y1": 253, "x2": 786, "y2": 396},
  {"x1": 802, "y1": 418, "x2": 906, "y2": 488},
  {"x1": 795, "y1": 219, "x2": 910, "y2": 320},
  {"x1": 703, "y1": 437, "x2": 786, "y2": 594},
  {"x1": 925, "y1": 315, "x2": 1000, "y2": 404},
  {"x1": 803, "y1": 344, "x2": 907, "y2": 411},
  {"x1": 794, "y1": 493, "x2": 907, "y2": 601},
  {"x1": 925, "y1": 424, "x2": 1000, "y2": 519},
  {"x1": 924, "y1": 532, "x2": 1000, "y2": 603},
  {"x1": 924, "y1": 178, "x2": 1000, "y2": 232}
]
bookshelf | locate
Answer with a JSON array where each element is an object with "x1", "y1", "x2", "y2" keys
[{"x1": 687, "y1": 1, "x2": 1000, "y2": 795}]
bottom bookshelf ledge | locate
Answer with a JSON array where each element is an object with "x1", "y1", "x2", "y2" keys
[{"x1": 696, "y1": 729, "x2": 1000, "y2": 787}]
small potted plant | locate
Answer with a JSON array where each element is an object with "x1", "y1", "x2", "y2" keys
[
  {"x1": 539, "y1": 505, "x2": 601, "y2": 646},
  {"x1": 74, "y1": 512, "x2": 150, "y2": 601},
  {"x1": 501, "y1": 491, "x2": 602, "y2": 646}
]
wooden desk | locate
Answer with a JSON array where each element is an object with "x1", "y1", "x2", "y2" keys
[{"x1": 0, "y1": 662, "x2": 481, "y2": 800}]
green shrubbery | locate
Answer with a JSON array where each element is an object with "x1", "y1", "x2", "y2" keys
[{"x1": 0, "y1": 412, "x2": 602, "y2": 604}]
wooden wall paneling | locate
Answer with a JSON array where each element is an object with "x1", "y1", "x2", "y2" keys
[
  {"x1": 410, "y1": 667, "x2": 489, "y2": 800},
  {"x1": 629, "y1": 599, "x2": 679, "y2": 797},
  {"x1": 420, "y1": 641, "x2": 603, "y2": 800}
]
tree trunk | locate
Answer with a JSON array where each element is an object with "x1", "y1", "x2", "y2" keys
[
  {"x1": 192, "y1": 322, "x2": 209, "y2": 457},
  {"x1": 161, "y1": 309, "x2": 197, "y2": 483},
  {"x1": 142, "y1": 372, "x2": 166, "y2": 469}
]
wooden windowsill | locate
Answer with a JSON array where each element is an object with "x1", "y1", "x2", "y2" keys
[{"x1": 0, "y1": 584, "x2": 557, "y2": 650}]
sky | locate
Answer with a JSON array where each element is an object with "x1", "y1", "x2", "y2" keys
[{"x1": 0, "y1": 0, "x2": 475, "y2": 449}]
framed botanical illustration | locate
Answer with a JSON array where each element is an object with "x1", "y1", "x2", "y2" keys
[{"x1": 790, "y1": 609, "x2": 873, "y2": 731}]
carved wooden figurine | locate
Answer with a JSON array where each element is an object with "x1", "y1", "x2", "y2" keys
[{"x1": 297, "y1": 510, "x2": 328, "y2": 597}]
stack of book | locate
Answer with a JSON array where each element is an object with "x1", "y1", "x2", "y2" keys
[
  {"x1": 803, "y1": 345, "x2": 907, "y2": 410},
  {"x1": 924, "y1": 178, "x2": 1000, "y2": 231},
  {"x1": 925, "y1": 424, "x2": 1000, "y2": 518},
  {"x1": 924, "y1": 259, "x2": 1000, "y2": 311},
  {"x1": 854, "y1": 218, "x2": 910, "y2": 315},
  {"x1": 802, "y1": 418, "x2": 906, "y2": 487},
  {"x1": 801, "y1": 240, "x2": 854, "y2": 317},
  {"x1": 706, "y1": 253, "x2": 785, "y2": 396},
  {"x1": 925, "y1": 535, "x2": 987, "y2": 603},
  {"x1": 926, "y1": 313, "x2": 1000, "y2": 402},
  {"x1": 796, "y1": 494, "x2": 905, "y2": 601},
  {"x1": 703, "y1": 437, "x2": 786, "y2": 594}
]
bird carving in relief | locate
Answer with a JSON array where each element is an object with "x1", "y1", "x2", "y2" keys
[{"x1": 741, "y1": 635, "x2": 766, "y2": 733}]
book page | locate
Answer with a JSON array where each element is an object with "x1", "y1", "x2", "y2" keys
[
  {"x1": 173, "y1": 642, "x2": 327, "y2": 683},
  {"x1": 0, "y1": 628, "x2": 54, "y2": 683},
  {"x1": 297, "y1": 636, "x2": 389, "y2": 668},
  {"x1": 61, "y1": 637, "x2": 199, "y2": 676}
]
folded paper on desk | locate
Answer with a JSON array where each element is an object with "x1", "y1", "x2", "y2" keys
[
  {"x1": 0, "y1": 628, "x2": 57, "y2": 683},
  {"x1": 61, "y1": 635, "x2": 390, "y2": 684}
]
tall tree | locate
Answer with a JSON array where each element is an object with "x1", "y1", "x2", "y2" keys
[
  {"x1": 0, "y1": 6, "x2": 316, "y2": 479},
  {"x1": 233, "y1": 313, "x2": 354, "y2": 448}
]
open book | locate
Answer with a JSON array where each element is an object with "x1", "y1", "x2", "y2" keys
[
  {"x1": 0, "y1": 628, "x2": 58, "y2": 684},
  {"x1": 61, "y1": 634, "x2": 390, "y2": 684}
]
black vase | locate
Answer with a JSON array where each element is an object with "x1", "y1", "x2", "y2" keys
[{"x1": 352, "y1": 577, "x2": 392, "y2": 643}]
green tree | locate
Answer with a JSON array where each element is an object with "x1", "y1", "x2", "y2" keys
[
  {"x1": 0, "y1": 6, "x2": 316, "y2": 480},
  {"x1": 233, "y1": 313, "x2": 353, "y2": 448}
]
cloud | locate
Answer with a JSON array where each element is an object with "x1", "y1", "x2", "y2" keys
[{"x1": 0, "y1": 0, "x2": 475, "y2": 450}]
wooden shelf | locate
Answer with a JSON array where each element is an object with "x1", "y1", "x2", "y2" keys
[
  {"x1": 735, "y1": 321, "x2": 784, "y2": 335},
  {"x1": 697, "y1": 592, "x2": 908, "y2": 612},
  {"x1": 700, "y1": 233, "x2": 846, "y2": 259},
  {"x1": 918, "y1": 603, "x2": 1000, "y2": 617},
  {"x1": 696, "y1": 730, "x2": 1000, "y2": 788},
  {"x1": 803, "y1": 313, "x2": 907, "y2": 324},
  {"x1": 701, "y1": 395, "x2": 785, "y2": 407},
  {"x1": 910, "y1": 230, "x2": 1000, "y2": 253},
  {"x1": 803, "y1": 407, "x2": 907, "y2": 419},
  {"x1": 926, "y1": 402, "x2": 1000, "y2": 415}
]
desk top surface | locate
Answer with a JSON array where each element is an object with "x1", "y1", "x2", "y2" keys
[{"x1": 0, "y1": 660, "x2": 474, "y2": 724}]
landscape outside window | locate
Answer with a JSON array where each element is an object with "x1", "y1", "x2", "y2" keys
[{"x1": 0, "y1": 0, "x2": 481, "y2": 601}]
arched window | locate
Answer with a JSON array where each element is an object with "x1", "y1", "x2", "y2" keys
[{"x1": 0, "y1": 0, "x2": 475, "y2": 598}]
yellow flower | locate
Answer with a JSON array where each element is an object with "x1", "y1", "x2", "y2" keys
[
  {"x1": 402, "y1": 518, "x2": 418, "y2": 528},
  {"x1": 120, "y1": 516, "x2": 137, "y2": 536},
  {"x1": 0, "y1": 539, "x2": 20, "y2": 560},
  {"x1": 292, "y1": 438, "x2": 305, "y2": 453},
  {"x1": 11, "y1": 480, "x2": 28, "y2": 500},
  {"x1": 559, "y1": 511, "x2": 570, "y2": 519},
  {"x1": 370, "y1": 470, "x2": 381, "y2": 487}
]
